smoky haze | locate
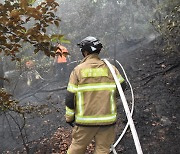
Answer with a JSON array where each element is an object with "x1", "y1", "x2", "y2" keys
[
  {"x1": 56, "y1": 0, "x2": 160, "y2": 60},
  {"x1": 0, "y1": 0, "x2": 169, "y2": 153}
]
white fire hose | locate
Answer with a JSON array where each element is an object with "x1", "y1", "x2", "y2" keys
[
  {"x1": 113, "y1": 60, "x2": 135, "y2": 148},
  {"x1": 103, "y1": 59, "x2": 143, "y2": 154}
]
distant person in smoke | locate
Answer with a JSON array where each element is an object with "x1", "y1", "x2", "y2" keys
[
  {"x1": 25, "y1": 60, "x2": 43, "y2": 86},
  {"x1": 64, "y1": 36, "x2": 126, "y2": 154},
  {"x1": 54, "y1": 44, "x2": 69, "y2": 80}
]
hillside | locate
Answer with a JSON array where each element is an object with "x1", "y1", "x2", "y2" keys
[
  {"x1": 31, "y1": 39, "x2": 180, "y2": 154},
  {"x1": 116, "y1": 40, "x2": 180, "y2": 154}
]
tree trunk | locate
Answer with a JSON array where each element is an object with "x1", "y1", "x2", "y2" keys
[{"x1": 0, "y1": 57, "x2": 4, "y2": 88}]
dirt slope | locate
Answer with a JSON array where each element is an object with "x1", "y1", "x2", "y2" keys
[{"x1": 115, "y1": 41, "x2": 180, "y2": 154}]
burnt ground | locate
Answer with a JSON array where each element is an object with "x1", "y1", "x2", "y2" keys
[
  {"x1": 114, "y1": 41, "x2": 180, "y2": 154},
  {"x1": 1, "y1": 39, "x2": 179, "y2": 154}
]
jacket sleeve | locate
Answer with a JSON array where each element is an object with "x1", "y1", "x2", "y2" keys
[
  {"x1": 65, "y1": 91, "x2": 75, "y2": 109},
  {"x1": 65, "y1": 69, "x2": 78, "y2": 123},
  {"x1": 65, "y1": 91, "x2": 75, "y2": 122}
]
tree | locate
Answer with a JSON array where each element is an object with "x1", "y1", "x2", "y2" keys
[
  {"x1": 58, "y1": 0, "x2": 157, "y2": 54},
  {"x1": 0, "y1": 0, "x2": 64, "y2": 61},
  {"x1": 0, "y1": 0, "x2": 65, "y2": 111},
  {"x1": 151, "y1": 0, "x2": 179, "y2": 54},
  {"x1": 0, "y1": 0, "x2": 67, "y2": 153}
]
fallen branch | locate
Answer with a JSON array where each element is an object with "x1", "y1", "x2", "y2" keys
[
  {"x1": 7, "y1": 112, "x2": 29, "y2": 154},
  {"x1": 40, "y1": 86, "x2": 67, "y2": 92},
  {"x1": 142, "y1": 76, "x2": 155, "y2": 86},
  {"x1": 4, "y1": 112, "x2": 16, "y2": 140},
  {"x1": 18, "y1": 83, "x2": 50, "y2": 101},
  {"x1": 142, "y1": 62, "x2": 179, "y2": 81},
  {"x1": 18, "y1": 84, "x2": 67, "y2": 102}
]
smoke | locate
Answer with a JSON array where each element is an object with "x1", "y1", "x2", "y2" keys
[{"x1": 56, "y1": 0, "x2": 159, "y2": 58}]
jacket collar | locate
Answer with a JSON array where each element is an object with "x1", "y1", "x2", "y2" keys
[{"x1": 80, "y1": 53, "x2": 100, "y2": 64}]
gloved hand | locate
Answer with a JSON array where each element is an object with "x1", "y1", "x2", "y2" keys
[{"x1": 66, "y1": 120, "x2": 75, "y2": 127}]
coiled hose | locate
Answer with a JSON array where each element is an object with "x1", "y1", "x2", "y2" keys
[{"x1": 103, "y1": 59, "x2": 143, "y2": 154}]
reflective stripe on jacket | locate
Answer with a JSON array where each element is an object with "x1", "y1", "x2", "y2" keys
[{"x1": 66, "y1": 53, "x2": 125, "y2": 126}]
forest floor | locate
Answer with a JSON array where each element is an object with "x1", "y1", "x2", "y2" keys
[{"x1": 32, "y1": 39, "x2": 180, "y2": 154}]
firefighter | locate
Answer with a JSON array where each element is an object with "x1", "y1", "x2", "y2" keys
[
  {"x1": 54, "y1": 44, "x2": 69, "y2": 80},
  {"x1": 65, "y1": 36, "x2": 126, "y2": 154},
  {"x1": 25, "y1": 60, "x2": 43, "y2": 86}
]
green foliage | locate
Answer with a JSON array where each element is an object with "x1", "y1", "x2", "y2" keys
[
  {"x1": 151, "y1": 0, "x2": 179, "y2": 53},
  {"x1": 0, "y1": 0, "x2": 65, "y2": 60}
]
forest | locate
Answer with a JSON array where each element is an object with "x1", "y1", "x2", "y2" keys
[{"x1": 0, "y1": 0, "x2": 179, "y2": 153}]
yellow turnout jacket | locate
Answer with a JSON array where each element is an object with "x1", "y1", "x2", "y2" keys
[{"x1": 65, "y1": 53, "x2": 125, "y2": 126}]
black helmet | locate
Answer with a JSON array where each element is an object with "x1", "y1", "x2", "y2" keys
[{"x1": 77, "y1": 36, "x2": 103, "y2": 54}]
